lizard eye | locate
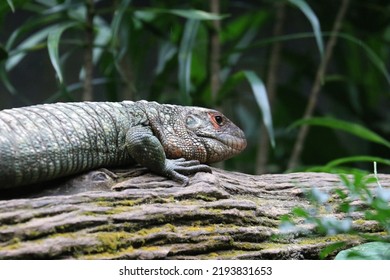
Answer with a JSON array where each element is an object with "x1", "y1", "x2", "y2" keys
[
  {"x1": 208, "y1": 112, "x2": 225, "y2": 129},
  {"x1": 214, "y1": 115, "x2": 224, "y2": 125}
]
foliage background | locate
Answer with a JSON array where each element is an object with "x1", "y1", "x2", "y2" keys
[{"x1": 0, "y1": 0, "x2": 389, "y2": 175}]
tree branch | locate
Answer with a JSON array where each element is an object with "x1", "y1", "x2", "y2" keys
[
  {"x1": 256, "y1": 2, "x2": 286, "y2": 174},
  {"x1": 288, "y1": 0, "x2": 350, "y2": 170},
  {"x1": 83, "y1": 0, "x2": 95, "y2": 101},
  {"x1": 0, "y1": 167, "x2": 386, "y2": 259},
  {"x1": 210, "y1": 0, "x2": 221, "y2": 103}
]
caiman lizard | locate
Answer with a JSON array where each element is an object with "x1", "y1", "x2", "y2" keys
[{"x1": 0, "y1": 100, "x2": 246, "y2": 189}]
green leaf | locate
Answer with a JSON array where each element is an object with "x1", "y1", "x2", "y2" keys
[
  {"x1": 218, "y1": 71, "x2": 246, "y2": 98},
  {"x1": 290, "y1": 117, "x2": 390, "y2": 149},
  {"x1": 110, "y1": 0, "x2": 132, "y2": 49},
  {"x1": 325, "y1": 156, "x2": 390, "y2": 169},
  {"x1": 5, "y1": 13, "x2": 61, "y2": 51},
  {"x1": 6, "y1": 0, "x2": 15, "y2": 12},
  {"x1": 47, "y1": 22, "x2": 78, "y2": 83},
  {"x1": 6, "y1": 25, "x2": 59, "y2": 71},
  {"x1": 156, "y1": 41, "x2": 177, "y2": 76},
  {"x1": 220, "y1": 11, "x2": 267, "y2": 82},
  {"x1": 243, "y1": 70, "x2": 275, "y2": 148},
  {"x1": 149, "y1": 8, "x2": 227, "y2": 21},
  {"x1": 237, "y1": 31, "x2": 390, "y2": 86},
  {"x1": 319, "y1": 242, "x2": 346, "y2": 259},
  {"x1": 288, "y1": 0, "x2": 324, "y2": 58},
  {"x1": 336, "y1": 33, "x2": 390, "y2": 85},
  {"x1": 0, "y1": 64, "x2": 16, "y2": 94},
  {"x1": 335, "y1": 242, "x2": 390, "y2": 260},
  {"x1": 178, "y1": 19, "x2": 200, "y2": 104},
  {"x1": 92, "y1": 16, "x2": 112, "y2": 64},
  {"x1": 220, "y1": 27, "x2": 257, "y2": 83},
  {"x1": 292, "y1": 207, "x2": 309, "y2": 218}
]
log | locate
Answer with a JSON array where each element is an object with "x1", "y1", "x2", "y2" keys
[{"x1": 0, "y1": 167, "x2": 388, "y2": 260}]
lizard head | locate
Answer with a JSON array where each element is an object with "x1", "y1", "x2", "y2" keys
[
  {"x1": 183, "y1": 107, "x2": 247, "y2": 163},
  {"x1": 152, "y1": 105, "x2": 247, "y2": 164}
]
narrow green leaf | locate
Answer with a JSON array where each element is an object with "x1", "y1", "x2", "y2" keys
[
  {"x1": 93, "y1": 17, "x2": 111, "y2": 64},
  {"x1": 247, "y1": 31, "x2": 390, "y2": 86},
  {"x1": 220, "y1": 11, "x2": 268, "y2": 83},
  {"x1": 5, "y1": 13, "x2": 61, "y2": 51},
  {"x1": 47, "y1": 22, "x2": 78, "y2": 83},
  {"x1": 36, "y1": 0, "x2": 58, "y2": 7},
  {"x1": 218, "y1": 71, "x2": 246, "y2": 98},
  {"x1": 140, "y1": 8, "x2": 226, "y2": 21},
  {"x1": 337, "y1": 33, "x2": 390, "y2": 85},
  {"x1": 290, "y1": 117, "x2": 390, "y2": 149},
  {"x1": 288, "y1": 0, "x2": 324, "y2": 57},
  {"x1": 166, "y1": 9, "x2": 227, "y2": 20},
  {"x1": 156, "y1": 41, "x2": 177, "y2": 75},
  {"x1": 243, "y1": 70, "x2": 275, "y2": 148},
  {"x1": 6, "y1": 0, "x2": 15, "y2": 12},
  {"x1": 0, "y1": 64, "x2": 17, "y2": 94},
  {"x1": 220, "y1": 27, "x2": 257, "y2": 83},
  {"x1": 325, "y1": 156, "x2": 390, "y2": 169},
  {"x1": 44, "y1": 1, "x2": 83, "y2": 16},
  {"x1": 6, "y1": 25, "x2": 59, "y2": 71},
  {"x1": 110, "y1": 0, "x2": 132, "y2": 49},
  {"x1": 178, "y1": 19, "x2": 200, "y2": 104}
]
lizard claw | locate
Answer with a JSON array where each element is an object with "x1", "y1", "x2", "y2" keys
[{"x1": 163, "y1": 158, "x2": 212, "y2": 186}]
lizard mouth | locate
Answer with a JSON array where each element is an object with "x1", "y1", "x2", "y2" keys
[
  {"x1": 198, "y1": 131, "x2": 247, "y2": 163},
  {"x1": 216, "y1": 133, "x2": 247, "y2": 152}
]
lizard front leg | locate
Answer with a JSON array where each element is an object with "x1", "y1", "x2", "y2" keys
[{"x1": 125, "y1": 126, "x2": 211, "y2": 186}]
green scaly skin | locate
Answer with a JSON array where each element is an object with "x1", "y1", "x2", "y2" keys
[{"x1": 0, "y1": 100, "x2": 247, "y2": 189}]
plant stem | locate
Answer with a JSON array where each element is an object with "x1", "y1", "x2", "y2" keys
[
  {"x1": 83, "y1": 0, "x2": 94, "y2": 101},
  {"x1": 287, "y1": 0, "x2": 350, "y2": 170},
  {"x1": 256, "y1": 2, "x2": 286, "y2": 174},
  {"x1": 210, "y1": 0, "x2": 221, "y2": 103},
  {"x1": 209, "y1": 0, "x2": 224, "y2": 169}
]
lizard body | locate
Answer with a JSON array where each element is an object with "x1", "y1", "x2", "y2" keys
[{"x1": 0, "y1": 101, "x2": 246, "y2": 189}]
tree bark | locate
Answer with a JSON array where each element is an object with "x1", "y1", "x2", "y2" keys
[{"x1": 0, "y1": 168, "x2": 387, "y2": 259}]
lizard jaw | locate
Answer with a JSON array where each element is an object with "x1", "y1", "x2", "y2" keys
[{"x1": 197, "y1": 132, "x2": 247, "y2": 163}]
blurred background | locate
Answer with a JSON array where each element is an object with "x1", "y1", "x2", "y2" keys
[{"x1": 0, "y1": 0, "x2": 389, "y2": 175}]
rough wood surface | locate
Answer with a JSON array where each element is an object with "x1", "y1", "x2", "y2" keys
[{"x1": 0, "y1": 168, "x2": 388, "y2": 260}]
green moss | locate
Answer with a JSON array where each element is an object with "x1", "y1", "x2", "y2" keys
[
  {"x1": 47, "y1": 232, "x2": 78, "y2": 239},
  {"x1": 0, "y1": 237, "x2": 22, "y2": 251},
  {"x1": 96, "y1": 231, "x2": 133, "y2": 252},
  {"x1": 95, "y1": 198, "x2": 141, "y2": 209},
  {"x1": 142, "y1": 246, "x2": 160, "y2": 251},
  {"x1": 186, "y1": 225, "x2": 217, "y2": 233},
  {"x1": 296, "y1": 234, "x2": 362, "y2": 246},
  {"x1": 166, "y1": 223, "x2": 176, "y2": 232},
  {"x1": 208, "y1": 252, "x2": 219, "y2": 258},
  {"x1": 195, "y1": 194, "x2": 217, "y2": 202},
  {"x1": 82, "y1": 211, "x2": 99, "y2": 216},
  {"x1": 28, "y1": 229, "x2": 48, "y2": 238},
  {"x1": 258, "y1": 216, "x2": 279, "y2": 228},
  {"x1": 136, "y1": 223, "x2": 178, "y2": 237},
  {"x1": 354, "y1": 219, "x2": 366, "y2": 225},
  {"x1": 83, "y1": 245, "x2": 135, "y2": 260},
  {"x1": 113, "y1": 199, "x2": 141, "y2": 207},
  {"x1": 105, "y1": 206, "x2": 133, "y2": 215}
]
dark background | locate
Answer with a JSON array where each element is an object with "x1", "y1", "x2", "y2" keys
[{"x1": 1, "y1": 0, "x2": 389, "y2": 175}]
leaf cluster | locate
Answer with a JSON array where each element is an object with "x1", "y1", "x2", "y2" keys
[{"x1": 280, "y1": 171, "x2": 390, "y2": 259}]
